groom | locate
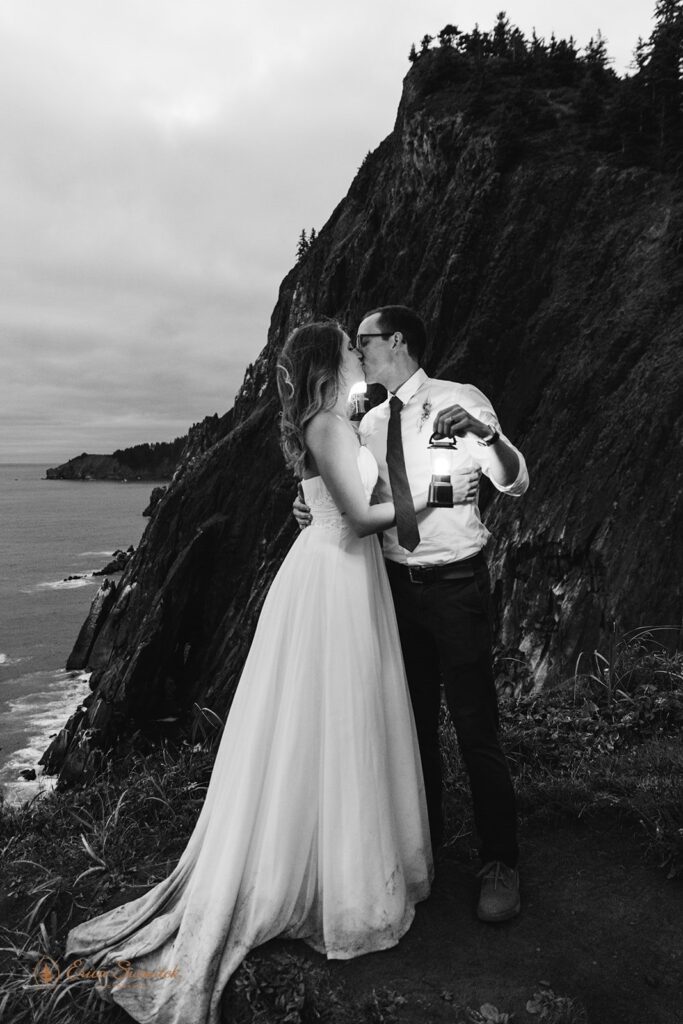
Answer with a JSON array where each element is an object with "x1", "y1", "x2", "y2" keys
[{"x1": 295, "y1": 306, "x2": 528, "y2": 923}]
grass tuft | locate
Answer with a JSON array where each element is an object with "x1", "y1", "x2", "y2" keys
[{"x1": 442, "y1": 638, "x2": 683, "y2": 878}]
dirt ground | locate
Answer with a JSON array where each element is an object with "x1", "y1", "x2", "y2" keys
[
  {"x1": 260, "y1": 820, "x2": 683, "y2": 1024},
  {"x1": 3, "y1": 820, "x2": 681, "y2": 1023}
]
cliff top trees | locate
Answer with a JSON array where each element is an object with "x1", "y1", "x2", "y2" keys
[
  {"x1": 409, "y1": 11, "x2": 583, "y2": 81},
  {"x1": 406, "y1": 3, "x2": 683, "y2": 170},
  {"x1": 610, "y1": 0, "x2": 683, "y2": 163}
]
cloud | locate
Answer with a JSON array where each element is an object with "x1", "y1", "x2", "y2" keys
[{"x1": 0, "y1": 0, "x2": 656, "y2": 460}]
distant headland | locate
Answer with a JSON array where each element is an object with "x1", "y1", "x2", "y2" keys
[
  {"x1": 44, "y1": 439, "x2": 186, "y2": 481},
  {"x1": 45, "y1": 413, "x2": 231, "y2": 483}
]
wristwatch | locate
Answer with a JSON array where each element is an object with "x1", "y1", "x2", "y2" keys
[{"x1": 477, "y1": 429, "x2": 500, "y2": 447}]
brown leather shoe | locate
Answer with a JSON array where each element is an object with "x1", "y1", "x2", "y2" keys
[{"x1": 476, "y1": 861, "x2": 521, "y2": 922}]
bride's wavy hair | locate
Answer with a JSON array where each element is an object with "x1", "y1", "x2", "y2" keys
[{"x1": 276, "y1": 320, "x2": 346, "y2": 478}]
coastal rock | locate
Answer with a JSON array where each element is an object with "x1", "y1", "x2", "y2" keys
[
  {"x1": 93, "y1": 547, "x2": 135, "y2": 576},
  {"x1": 40, "y1": 726, "x2": 71, "y2": 774},
  {"x1": 43, "y1": 48, "x2": 683, "y2": 784},
  {"x1": 143, "y1": 486, "x2": 167, "y2": 517},
  {"x1": 65, "y1": 579, "x2": 118, "y2": 671}
]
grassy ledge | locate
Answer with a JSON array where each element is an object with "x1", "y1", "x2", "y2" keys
[{"x1": 0, "y1": 632, "x2": 680, "y2": 1023}]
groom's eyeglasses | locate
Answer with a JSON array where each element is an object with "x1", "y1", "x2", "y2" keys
[{"x1": 352, "y1": 331, "x2": 395, "y2": 350}]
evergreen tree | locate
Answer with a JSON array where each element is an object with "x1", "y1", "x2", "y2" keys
[
  {"x1": 530, "y1": 28, "x2": 547, "y2": 62},
  {"x1": 584, "y1": 29, "x2": 609, "y2": 72},
  {"x1": 309, "y1": 228, "x2": 317, "y2": 244},
  {"x1": 630, "y1": 0, "x2": 683, "y2": 159},
  {"x1": 509, "y1": 27, "x2": 529, "y2": 65},
  {"x1": 438, "y1": 24, "x2": 460, "y2": 48},
  {"x1": 463, "y1": 24, "x2": 484, "y2": 59},
  {"x1": 633, "y1": 35, "x2": 650, "y2": 73},
  {"x1": 548, "y1": 34, "x2": 579, "y2": 84},
  {"x1": 408, "y1": 42, "x2": 418, "y2": 63},
  {"x1": 481, "y1": 30, "x2": 494, "y2": 58},
  {"x1": 296, "y1": 229, "x2": 308, "y2": 262},
  {"x1": 577, "y1": 70, "x2": 604, "y2": 122},
  {"x1": 492, "y1": 11, "x2": 511, "y2": 58},
  {"x1": 420, "y1": 33, "x2": 434, "y2": 54},
  {"x1": 647, "y1": 0, "x2": 683, "y2": 140},
  {"x1": 608, "y1": 76, "x2": 651, "y2": 164},
  {"x1": 527, "y1": 27, "x2": 550, "y2": 82}
]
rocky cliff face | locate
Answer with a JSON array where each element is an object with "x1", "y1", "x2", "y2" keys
[{"x1": 41, "y1": 50, "x2": 683, "y2": 783}]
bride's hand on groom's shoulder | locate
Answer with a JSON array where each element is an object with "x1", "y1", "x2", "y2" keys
[{"x1": 293, "y1": 484, "x2": 312, "y2": 530}]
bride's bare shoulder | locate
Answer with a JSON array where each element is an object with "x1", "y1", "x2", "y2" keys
[{"x1": 304, "y1": 410, "x2": 352, "y2": 445}]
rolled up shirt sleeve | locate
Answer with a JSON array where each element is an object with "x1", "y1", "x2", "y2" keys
[
  {"x1": 484, "y1": 438, "x2": 529, "y2": 496},
  {"x1": 461, "y1": 387, "x2": 530, "y2": 498}
]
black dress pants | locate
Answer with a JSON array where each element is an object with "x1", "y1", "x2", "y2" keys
[{"x1": 386, "y1": 556, "x2": 518, "y2": 867}]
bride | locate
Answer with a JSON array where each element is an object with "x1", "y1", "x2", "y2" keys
[{"x1": 65, "y1": 320, "x2": 433, "y2": 1024}]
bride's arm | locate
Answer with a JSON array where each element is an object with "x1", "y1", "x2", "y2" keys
[{"x1": 305, "y1": 413, "x2": 425, "y2": 538}]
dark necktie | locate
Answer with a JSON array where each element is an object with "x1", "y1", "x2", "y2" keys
[{"x1": 387, "y1": 395, "x2": 420, "y2": 552}]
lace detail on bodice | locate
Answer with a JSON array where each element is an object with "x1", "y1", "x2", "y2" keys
[{"x1": 301, "y1": 445, "x2": 378, "y2": 532}]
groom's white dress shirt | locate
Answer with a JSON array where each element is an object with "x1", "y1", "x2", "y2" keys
[{"x1": 359, "y1": 368, "x2": 529, "y2": 566}]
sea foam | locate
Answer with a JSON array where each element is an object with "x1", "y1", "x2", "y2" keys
[
  {"x1": 27, "y1": 576, "x2": 98, "y2": 593},
  {"x1": 0, "y1": 669, "x2": 92, "y2": 806}
]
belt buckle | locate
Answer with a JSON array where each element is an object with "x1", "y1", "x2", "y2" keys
[{"x1": 405, "y1": 565, "x2": 432, "y2": 581}]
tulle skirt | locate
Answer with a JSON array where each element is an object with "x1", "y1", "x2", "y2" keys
[{"x1": 65, "y1": 520, "x2": 433, "y2": 1024}]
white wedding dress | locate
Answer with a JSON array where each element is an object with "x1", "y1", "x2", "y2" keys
[{"x1": 65, "y1": 444, "x2": 433, "y2": 1024}]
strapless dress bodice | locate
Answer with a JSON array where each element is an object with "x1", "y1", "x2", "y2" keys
[{"x1": 301, "y1": 445, "x2": 378, "y2": 531}]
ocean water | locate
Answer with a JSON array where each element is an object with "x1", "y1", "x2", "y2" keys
[{"x1": 0, "y1": 464, "x2": 153, "y2": 806}]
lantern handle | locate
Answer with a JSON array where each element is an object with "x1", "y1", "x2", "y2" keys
[{"x1": 428, "y1": 431, "x2": 457, "y2": 447}]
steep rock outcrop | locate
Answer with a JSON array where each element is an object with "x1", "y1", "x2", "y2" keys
[
  {"x1": 143, "y1": 486, "x2": 167, "y2": 517},
  {"x1": 41, "y1": 51, "x2": 683, "y2": 784},
  {"x1": 65, "y1": 578, "x2": 119, "y2": 671}
]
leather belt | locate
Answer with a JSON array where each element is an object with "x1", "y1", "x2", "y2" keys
[{"x1": 386, "y1": 551, "x2": 484, "y2": 584}]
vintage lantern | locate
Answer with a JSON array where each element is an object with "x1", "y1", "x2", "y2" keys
[
  {"x1": 427, "y1": 433, "x2": 458, "y2": 507},
  {"x1": 348, "y1": 382, "x2": 368, "y2": 421}
]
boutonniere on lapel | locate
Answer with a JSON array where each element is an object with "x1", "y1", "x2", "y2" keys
[{"x1": 418, "y1": 395, "x2": 433, "y2": 432}]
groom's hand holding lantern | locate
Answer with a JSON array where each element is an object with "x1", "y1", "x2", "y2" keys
[
  {"x1": 426, "y1": 434, "x2": 479, "y2": 508},
  {"x1": 432, "y1": 403, "x2": 497, "y2": 443},
  {"x1": 432, "y1": 403, "x2": 521, "y2": 490}
]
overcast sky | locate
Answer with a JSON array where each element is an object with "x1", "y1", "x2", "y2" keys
[{"x1": 0, "y1": 1, "x2": 656, "y2": 462}]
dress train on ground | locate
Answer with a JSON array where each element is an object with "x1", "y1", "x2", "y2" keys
[{"x1": 65, "y1": 446, "x2": 433, "y2": 1024}]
